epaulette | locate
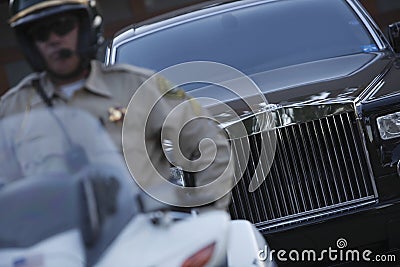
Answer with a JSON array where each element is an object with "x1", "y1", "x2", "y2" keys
[
  {"x1": 1, "y1": 72, "x2": 39, "y2": 101},
  {"x1": 102, "y1": 62, "x2": 155, "y2": 78}
]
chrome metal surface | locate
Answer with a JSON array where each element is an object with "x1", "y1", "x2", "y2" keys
[
  {"x1": 224, "y1": 101, "x2": 356, "y2": 137},
  {"x1": 227, "y1": 106, "x2": 378, "y2": 230},
  {"x1": 397, "y1": 160, "x2": 400, "y2": 178},
  {"x1": 347, "y1": 0, "x2": 386, "y2": 50}
]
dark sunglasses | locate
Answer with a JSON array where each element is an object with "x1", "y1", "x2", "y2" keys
[{"x1": 28, "y1": 16, "x2": 79, "y2": 42}]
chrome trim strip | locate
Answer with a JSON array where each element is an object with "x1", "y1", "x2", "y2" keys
[
  {"x1": 358, "y1": 77, "x2": 387, "y2": 103},
  {"x1": 231, "y1": 139, "x2": 246, "y2": 218},
  {"x1": 110, "y1": 0, "x2": 280, "y2": 63},
  {"x1": 305, "y1": 120, "x2": 329, "y2": 206},
  {"x1": 109, "y1": 44, "x2": 116, "y2": 66},
  {"x1": 255, "y1": 198, "x2": 377, "y2": 231},
  {"x1": 298, "y1": 124, "x2": 321, "y2": 209},
  {"x1": 397, "y1": 160, "x2": 400, "y2": 178},
  {"x1": 332, "y1": 115, "x2": 353, "y2": 200},
  {"x1": 263, "y1": 130, "x2": 280, "y2": 218},
  {"x1": 349, "y1": 0, "x2": 396, "y2": 104},
  {"x1": 338, "y1": 115, "x2": 356, "y2": 198},
  {"x1": 349, "y1": 113, "x2": 367, "y2": 193},
  {"x1": 320, "y1": 117, "x2": 344, "y2": 202},
  {"x1": 224, "y1": 102, "x2": 356, "y2": 138},
  {"x1": 354, "y1": 53, "x2": 393, "y2": 103},
  {"x1": 291, "y1": 126, "x2": 310, "y2": 211},
  {"x1": 267, "y1": 132, "x2": 287, "y2": 216},
  {"x1": 353, "y1": 102, "x2": 380, "y2": 198},
  {"x1": 233, "y1": 139, "x2": 254, "y2": 220},
  {"x1": 313, "y1": 119, "x2": 336, "y2": 204},
  {"x1": 363, "y1": 88, "x2": 400, "y2": 104},
  {"x1": 248, "y1": 136, "x2": 263, "y2": 220},
  {"x1": 274, "y1": 130, "x2": 294, "y2": 213},
  {"x1": 254, "y1": 134, "x2": 271, "y2": 219},
  {"x1": 290, "y1": 125, "x2": 313, "y2": 210},
  {"x1": 104, "y1": 45, "x2": 111, "y2": 66},
  {"x1": 346, "y1": 0, "x2": 386, "y2": 50},
  {"x1": 333, "y1": 116, "x2": 351, "y2": 200},
  {"x1": 229, "y1": 107, "x2": 378, "y2": 227}
]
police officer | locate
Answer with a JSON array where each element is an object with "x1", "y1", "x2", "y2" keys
[{"x1": 0, "y1": 0, "x2": 233, "y2": 209}]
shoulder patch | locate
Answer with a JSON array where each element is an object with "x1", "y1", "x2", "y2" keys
[
  {"x1": 157, "y1": 76, "x2": 185, "y2": 99},
  {"x1": 156, "y1": 76, "x2": 202, "y2": 115}
]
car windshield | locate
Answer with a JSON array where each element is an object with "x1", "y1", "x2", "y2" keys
[{"x1": 115, "y1": 0, "x2": 375, "y2": 76}]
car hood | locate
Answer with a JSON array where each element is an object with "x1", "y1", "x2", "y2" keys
[
  {"x1": 255, "y1": 52, "x2": 390, "y2": 104},
  {"x1": 185, "y1": 52, "x2": 393, "y2": 123}
]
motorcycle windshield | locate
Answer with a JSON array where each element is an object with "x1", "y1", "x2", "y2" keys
[
  {"x1": 0, "y1": 107, "x2": 140, "y2": 264},
  {"x1": 0, "y1": 107, "x2": 129, "y2": 184}
]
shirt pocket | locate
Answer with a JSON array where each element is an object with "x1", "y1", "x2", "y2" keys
[{"x1": 15, "y1": 135, "x2": 69, "y2": 178}]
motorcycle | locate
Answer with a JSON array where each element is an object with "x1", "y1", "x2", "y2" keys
[{"x1": 0, "y1": 107, "x2": 276, "y2": 267}]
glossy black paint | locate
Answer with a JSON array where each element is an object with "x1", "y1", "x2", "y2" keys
[{"x1": 107, "y1": 0, "x2": 400, "y2": 265}]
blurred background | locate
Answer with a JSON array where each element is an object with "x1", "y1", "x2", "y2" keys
[{"x1": 0, "y1": 0, "x2": 399, "y2": 95}]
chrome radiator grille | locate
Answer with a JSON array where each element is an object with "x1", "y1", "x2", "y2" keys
[{"x1": 228, "y1": 111, "x2": 377, "y2": 229}]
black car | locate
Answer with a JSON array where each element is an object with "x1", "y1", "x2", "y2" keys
[{"x1": 106, "y1": 0, "x2": 400, "y2": 265}]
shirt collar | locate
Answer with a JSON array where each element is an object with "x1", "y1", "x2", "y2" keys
[
  {"x1": 30, "y1": 72, "x2": 56, "y2": 106},
  {"x1": 31, "y1": 60, "x2": 112, "y2": 106}
]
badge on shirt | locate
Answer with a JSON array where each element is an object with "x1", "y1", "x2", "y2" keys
[{"x1": 108, "y1": 106, "x2": 126, "y2": 123}]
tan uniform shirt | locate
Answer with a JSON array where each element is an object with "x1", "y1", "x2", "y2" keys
[{"x1": 0, "y1": 60, "x2": 233, "y2": 209}]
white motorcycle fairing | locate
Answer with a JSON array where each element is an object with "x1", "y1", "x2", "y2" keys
[{"x1": 0, "y1": 108, "x2": 276, "y2": 267}]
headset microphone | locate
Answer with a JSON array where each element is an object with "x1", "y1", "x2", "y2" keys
[
  {"x1": 58, "y1": 49, "x2": 74, "y2": 59},
  {"x1": 58, "y1": 47, "x2": 93, "y2": 59}
]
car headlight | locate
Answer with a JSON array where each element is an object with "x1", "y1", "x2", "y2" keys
[{"x1": 377, "y1": 111, "x2": 400, "y2": 140}]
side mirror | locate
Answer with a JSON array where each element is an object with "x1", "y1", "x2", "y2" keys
[{"x1": 388, "y1": 21, "x2": 400, "y2": 53}]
